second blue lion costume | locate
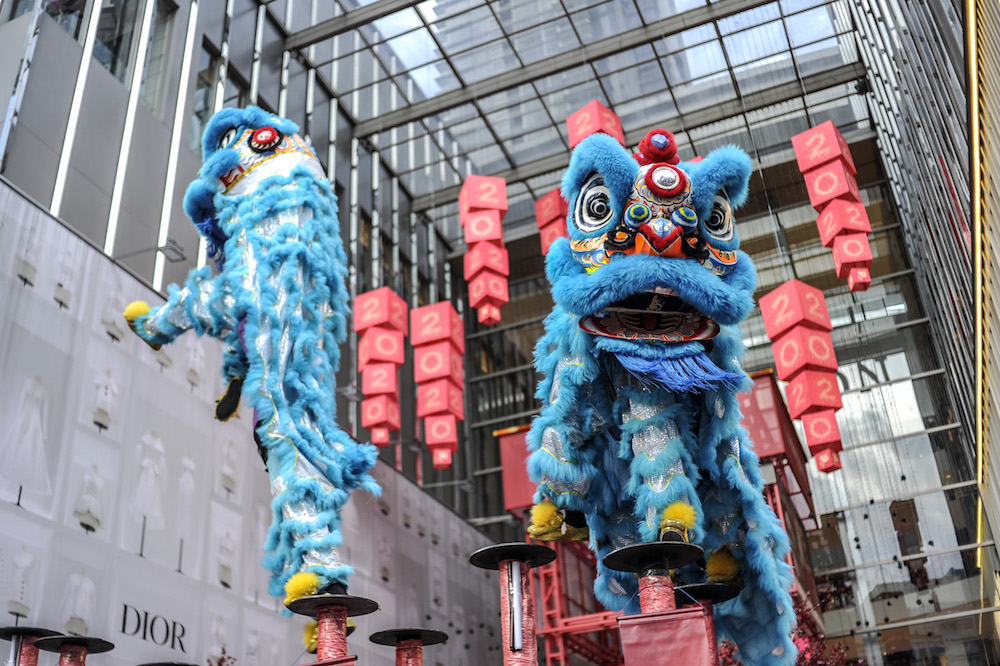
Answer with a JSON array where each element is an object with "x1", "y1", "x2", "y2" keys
[
  {"x1": 123, "y1": 107, "x2": 379, "y2": 606},
  {"x1": 526, "y1": 129, "x2": 797, "y2": 665}
]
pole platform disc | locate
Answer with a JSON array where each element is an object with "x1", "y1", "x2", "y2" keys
[
  {"x1": 469, "y1": 543, "x2": 557, "y2": 570},
  {"x1": 0, "y1": 627, "x2": 61, "y2": 641},
  {"x1": 675, "y1": 582, "x2": 741, "y2": 606},
  {"x1": 369, "y1": 628, "x2": 449, "y2": 647},
  {"x1": 286, "y1": 594, "x2": 379, "y2": 618},
  {"x1": 33, "y1": 636, "x2": 115, "y2": 654},
  {"x1": 602, "y1": 541, "x2": 703, "y2": 574}
]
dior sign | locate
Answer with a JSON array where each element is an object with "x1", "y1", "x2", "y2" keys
[{"x1": 121, "y1": 603, "x2": 188, "y2": 652}]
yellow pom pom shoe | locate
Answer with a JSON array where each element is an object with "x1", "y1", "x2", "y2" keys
[
  {"x1": 284, "y1": 571, "x2": 322, "y2": 606},
  {"x1": 284, "y1": 571, "x2": 351, "y2": 606},
  {"x1": 122, "y1": 300, "x2": 162, "y2": 350},
  {"x1": 302, "y1": 620, "x2": 318, "y2": 654},
  {"x1": 527, "y1": 500, "x2": 589, "y2": 541},
  {"x1": 123, "y1": 300, "x2": 150, "y2": 322},
  {"x1": 706, "y1": 548, "x2": 742, "y2": 586},
  {"x1": 659, "y1": 501, "x2": 697, "y2": 543}
]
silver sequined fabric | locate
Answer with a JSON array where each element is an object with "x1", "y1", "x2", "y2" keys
[
  {"x1": 645, "y1": 505, "x2": 658, "y2": 531},
  {"x1": 270, "y1": 454, "x2": 344, "y2": 571},
  {"x1": 715, "y1": 395, "x2": 726, "y2": 418},
  {"x1": 628, "y1": 394, "x2": 669, "y2": 421},
  {"x1": 631, "y1": 422, "x2": 680, "y2": 461},
  {"x1": 541, "y1": 427, "x2": 570, "y2": 463},
  {"x1": 715, "y1": 511, "x2": 737, "y2": 536},
  {"x1": 607, "y1": 577, "x2": 628, "y2": 596},
  {"x1": 549, "y1": 355, "x2": 578, "y2": 404},
  {"x1": 165, "y1": 290, "x2": 193, "y2": 329},
  {"x1": 609, "y1": 510, "x2": 637, "y2": 550},
  {"x1": 540, "y1": 474, "x2": 591, "y2": 498},
  {"x1": 190, "y1": 282, "x2": 215, "y2": 326},
  {"x1": 720, "y1": 435, "x2": 740, "y2": 459}
]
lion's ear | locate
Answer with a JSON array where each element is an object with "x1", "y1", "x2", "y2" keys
[{"x1": 681, "y1": 146, "x2": 752, "y2": 221}]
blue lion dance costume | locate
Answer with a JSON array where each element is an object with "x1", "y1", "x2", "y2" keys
[
  {"x1": 526, "y1": 130, "x2": 796, "y2": 665},
  {"x1": 124, "y1": 107, "x2": 378, "y2": 605}
]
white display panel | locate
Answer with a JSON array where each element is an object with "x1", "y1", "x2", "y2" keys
[{"x1": 0, "y1": 181, "x2": 501, "y2": 666}]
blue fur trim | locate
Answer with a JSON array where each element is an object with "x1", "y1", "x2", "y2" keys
[
  {"x1": 546, "y1": 241, "x2": 756, "y2": 325},
  {"x1": 595, "y1": 337, "x2": 704, "y2": 360},
  {"x1": 184, "y1": 179, "x2": 227, "y2": 268},
  {"x1": 183, "y1": 177, "x2": 219, "y2": 222}
]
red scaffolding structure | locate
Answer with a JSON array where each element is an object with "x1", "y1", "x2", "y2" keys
[{"x1": 530, "y1": 539, "x2": 622, "y2": 666}]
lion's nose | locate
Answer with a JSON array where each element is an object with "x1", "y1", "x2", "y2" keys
[{"x1": 633, "y1": 217, "x2": 685, "y2": 257}]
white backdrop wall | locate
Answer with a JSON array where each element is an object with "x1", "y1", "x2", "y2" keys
[{"x1": 0, "y1": 180, "x2": 501, "y2": 666}]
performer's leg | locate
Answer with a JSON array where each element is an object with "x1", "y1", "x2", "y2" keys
[
  {"x1": 526, "y1": 353, "x2": 605, "y2": 540},
  {"x1": 215, "y1": 331, "x2": 246, "y2": 422},
  {"x1": 527, "y1": 422, "x2": 596, "y2": 541},
  {"x1": 621, "y1": 387, "x2": 703, "y2": 544}
]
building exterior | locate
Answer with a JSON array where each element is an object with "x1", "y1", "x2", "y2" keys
[
  {"x1": 974, "y1": 0, "x2": 1000, "y2": 647},
  {"x1": 0, "y1": 0, "x2": 994, "y2": 663}
]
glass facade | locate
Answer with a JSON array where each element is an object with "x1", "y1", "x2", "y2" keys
[
  {"x1": 92, "y1": 1, "x2": 143, "y2": 83},
  {"x1": 0, "y1": 0, "x2": 991, "y2": 661},
  {"x1": 849, "y1": 0, "x2": 973, "y2": 441},
  {"x1": 138, "y1": 0, "x2": 176, "y2": 113}
]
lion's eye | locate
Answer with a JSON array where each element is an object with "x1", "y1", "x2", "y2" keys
[
  {"x1": 218, "y1": 127, "x2": 239, "y2": 150},
  {"x1": 573, "y1": 173, "x2": 615, "y2": 234},
  {"x1": 704, "y1": 190, "x2": 733, "y2": 242}
]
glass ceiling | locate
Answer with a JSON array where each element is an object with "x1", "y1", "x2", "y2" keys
[{"x1": 284, "y1": 0, "x2": 866, "y2": 240}]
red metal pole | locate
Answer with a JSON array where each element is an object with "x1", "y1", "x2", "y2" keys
[
  {"x1": 394, "y1": 638, "x2": 422, "y2": 666},
  {"x1": 499, "y1": 559, "x2": 538, "y2": 665},
  {"x1": 637, "y1": 573, "x2": 677, "y2": 614},
  {"x1": 316, "y1": 606, "x2": 349, "y2": 661},
  {"x1": 16, "y1": 636, "x2": 42, "y2": 666},
  {"x1": 702, "y1": 600, "x2": 719, "y2": 666},
  {"x1": 57, "y1": 645, "x2": 88, "y2": 666}
]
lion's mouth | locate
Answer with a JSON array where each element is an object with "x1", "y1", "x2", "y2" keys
[{"x1": 579, "y1": 288, "x2": 719, "y2": 342}]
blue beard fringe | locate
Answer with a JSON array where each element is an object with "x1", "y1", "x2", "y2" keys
[
  {"x1": 612, "y1": 349, "x2": 744, "y2": 392},
  {"x1": 195, "y1": 216, "x2": 228, "y2": 270}
]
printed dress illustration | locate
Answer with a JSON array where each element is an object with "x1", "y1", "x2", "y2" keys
[
  {"x1": 73, "y1": 464, "x2": 105, "y2": 532},
  {"x1": 92, "y1": 368, "x2": 118, "y2": 430},
  {"x1": 7, "y1": 545, "x2": 34, "y2": 617},
  {"x1": 175, "y1": 456, "x2": 197, "y2": 540},
  {"x1": 185, "y1": 337, "x2": 205, "y2": 387},
  {"x1": 175, "y1": 456, "x2": 198, "y2": 573},
  {"x1": 1, "y1": 377, "x2": 51, "y2": 496},
  {"x1": 100, "y1": 277, "x2": 126, "y2": 341},
  {"x1": 53, "y1": 246, "x2": 75, "y2": 310},
  {"x1": 16, "y1": 221, "x2": 38, "y2": 286},
  {"x1": 217, "y1": 531, "x2": 235, "y2": 589},
  {"x1": 132, "y1": 431, "x2": 167, "y2": 530},
  {"x1": 64, "y1": 569, "x2": 95, "y2": 635}
]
